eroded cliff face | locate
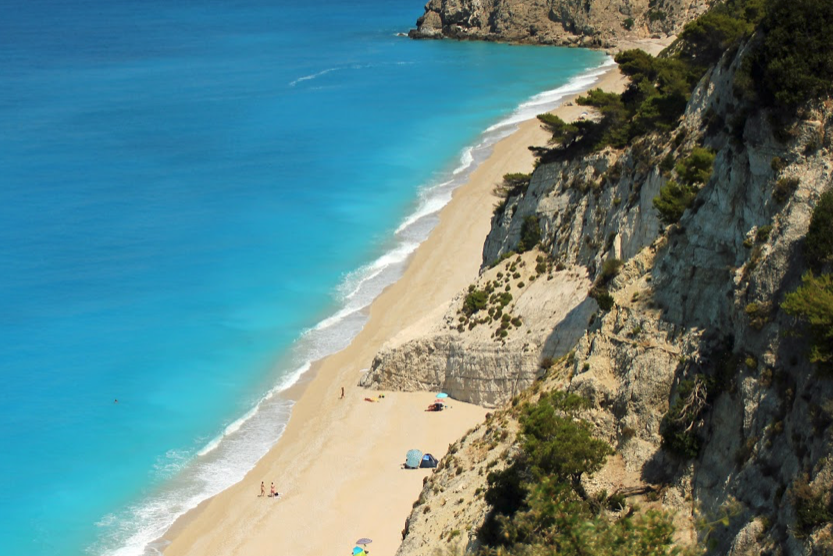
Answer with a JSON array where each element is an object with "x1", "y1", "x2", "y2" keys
[
  {"x1": 360, "y1": 255, "x2": 595, "y2": 407},
  {"x1": 408, "y1": 0, "x2": 709, "y2": 46},
  {"x1": 373, "y1": 40, "x2": 833, "y2": 555}
]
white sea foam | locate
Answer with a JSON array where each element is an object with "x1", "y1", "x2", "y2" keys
[
  {"x1": 289, "y1": 67, "x2": 340, "y2": 87},
  {"x1": 485, "y1": 56, "x2": 615, "y2": 133},
  {"x1": 312, "y1": 240, "x2": 420, "y2": 333},
  {"x1": 96, "y1": 55, "x2": 617, "y2": 556},
  {"x1": 452, "y1": 146, "x2": 475, "y2": 175},
  {"x1": 289, "y1": 62, "x2": 406, "y2": 87},
  {"x1": 94, "y1": 392, "x2": 294, "y2": 556},
  {"x1": 394, "y1": 188, "x2": 453, "y2": 233}
]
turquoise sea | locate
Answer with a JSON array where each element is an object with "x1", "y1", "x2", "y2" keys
[{"x1": 0, "y1": 1, "x2": 607, "y2": 554}]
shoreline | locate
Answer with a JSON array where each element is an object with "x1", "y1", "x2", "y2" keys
[{"x1": 156, "y1": 43, "x2": 657, "y2": 556}]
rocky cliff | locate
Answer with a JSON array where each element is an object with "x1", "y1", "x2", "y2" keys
[
  {"x1": 360, "y1": 256, "x2": 595, "y2": 406},
  {"x1": 408, "y1": 0, "x2": 709, "y2": 46},
  {"x1": 366, "y1": 20, "x2": 833, "y2": 555}
]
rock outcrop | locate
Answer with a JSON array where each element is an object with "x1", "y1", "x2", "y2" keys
[
  {"x1": 360, "y1": 254, "x2": 594, "y2": 406},
  {"x1": 375, "y1": 32, "x2": 833, "y2": 556},
  {"x1": 408, "y1": 0, "x2": 710, "y2": 46}
]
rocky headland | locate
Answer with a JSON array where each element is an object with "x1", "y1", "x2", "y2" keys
[{"x1": 408, "y1": 0, "x2": 710, "y2": 46}]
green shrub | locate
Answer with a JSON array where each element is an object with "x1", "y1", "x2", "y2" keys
[
  {"x1": 782, "y1": 272, "x2": 833, "y2": 372},
  {"x1": 479, "y1": 391, "x2": 688, "y2": 555},
  {"x1": 791, "y1": 474, "x2": 833, "y2": 535},
  {"x1": 593, "y1": 289, "x2": 615, "y2": 311},
  {"x1": 537, "y1": 113, "x2": 581, "y2": 146},
  {"x1": 623, "y1": 17, "x2": 635, "y2": 30},
  {"x1": 653, "y1": 179, "x2": 697, "y2": 223},
  {"x1": 600, "y1": 258, "x2": 623, "y2": 285},
  {"x1": 520, "y1": 397, "x2": 613, "y2": 483},
  {"x1": 773, "y1": 177, "x2": 799, "y2": 203},
  {"x1": 494, "y1": 173, "x2": 533, "y2": 216},
  {"x1": 745, "y1": 301, "x2": 771, "y2": 330},
  {"x1": 660, "y1": 152, "x2": 676, "y2": 172},
  {"x1": 518, "y1": 215, "x2": 542, "y2": 253},
  {"x1": 804, "y1": 189, "x2": 833, "y2": 271},
  {"x1": 751, "y1": 0, "x2": 833, "y2": 114},
  {"x1": 679, "y1": 0, "x2": 761, "y2": 65},
  {"x1": 756, "y1": 225, "x2": 772, "y2": 242},
  {"x1": 497, "y1": 172, "x2": 531, "y2": 198},
  {"x1": 661, "y1": 377, "x2": 709, "y2": 458},
  {"x1": 676, "y1": 147, "x2": 716, "y2": 185},
  {"x1": 463, "y1": 289, "x2": 489, "y2": 315}
]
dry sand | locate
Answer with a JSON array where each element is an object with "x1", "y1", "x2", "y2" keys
[{"x1": 160, "y1": 50, "x2": 642, "y2": 556}]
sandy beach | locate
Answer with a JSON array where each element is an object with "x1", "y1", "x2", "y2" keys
[{"x1": 160, "y1": 50, "x2": 643, "y2": 556}]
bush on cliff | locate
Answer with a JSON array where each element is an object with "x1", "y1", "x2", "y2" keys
[
  {"x1": 496, "y1": 172, "x2": 532, "y2": 199},
  {"x1": 782, "y1": 272, "x2": 833, "y2": 373},
  {"x1": 783, "y1": 191, "x2": 833, "y2": 372},
  {"x1": 517, "y1": 215, "x2": 542, "y2": 253},
  {"x1": 676, "y1": 147, "x2": 716, "y2": 185},
  {"x1": 463, "y1": 288, "x2": 489, "y2": 315},
  {"x1": 536, "y1": 50, "x2": 703, "y2": 161},
  {"x1": 653, "y1": 148, "x2": 716, "y2": 223},
  {"x1": 533, "y1": 0, "x2": 767, "y2": 164},
  {"x1": 494, "y1": 173, "x2": 533, "y2": 216},
  {"x1": 479, "y1": 391, "x2": 691, "y2": 555},
  {"x1": 653, "y1": 180, "x2": 697, "y2": 224},
  {"x1": 750, "y1": 0, "x2": 833, "y2": 114},
  {"x1": 679, "y1": 0, "x2": 763, "y2": 65},
  {"x1": 804, "y1": 189, "x2": 833, "y2": 272},
  {"x1": 536, "y1": 114, "x2": 582, "y2": 146}
]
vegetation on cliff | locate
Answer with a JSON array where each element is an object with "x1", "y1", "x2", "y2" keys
[
  {"x1": 478, "y1": 391, "x2": 690, "y2": 556},
  {"x1": 534, "y1": 0, "x2": 761, "y2": 162},
  {"x1": 743, "y1": 0, "x2": 833, "y2": 115},
  {"x1": 783, "y1": 190, "x2": 833, "y2": 373},
  {"x1": 536, "y1": 0, "x2": 833, "y2": 166}
]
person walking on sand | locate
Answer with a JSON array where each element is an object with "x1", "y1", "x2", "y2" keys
[
  {"x1": 260, "y1": 481, "x2": 265, "y2": 497},
  {"x1": 270, "y1": 482, "x2": 276, "y2": 497}
]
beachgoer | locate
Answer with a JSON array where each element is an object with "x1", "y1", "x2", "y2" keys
[
  {"x1": 114, "y1": 399, "x2": 118, "y2": 403},
  {"x1": 260, "y1": 481, "x2": 265, "y2": 497},
  {"x1": 270, "y1": 482, "x2": 276, "y2": 497}
]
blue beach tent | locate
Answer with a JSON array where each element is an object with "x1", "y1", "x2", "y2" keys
[
  {"x1": 405, "y1": 449, "x2": 423, "y2": 469},
  {"x1": 420, "y1": 453, "x2": 438, "y2": 468}
]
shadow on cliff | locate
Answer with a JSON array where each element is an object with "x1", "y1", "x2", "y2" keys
[{"x1": 541, "y1": 296, "x2": 599, "y2": 361}]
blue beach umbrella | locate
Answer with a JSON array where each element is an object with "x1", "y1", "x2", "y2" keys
[
  {"x1": 352, "y1": 547, "x2": 365, "y2": 555},
  {"x1": 405, "y1": 449, "x2": 423, "y2": 469},
  {"x1": 435, "y1": 393, "x2": 448, "y2": 399}
]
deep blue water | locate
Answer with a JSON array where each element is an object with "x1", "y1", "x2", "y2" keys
[{"x1": 0, "y1": 1, "x2": 606, "y2": 554}]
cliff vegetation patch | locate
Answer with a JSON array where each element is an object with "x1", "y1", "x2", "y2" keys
[
  {"x1": 653, "y1": 148, "x2": 716, "y2": 223},
  {"x1": 783, "y1": 190, "x2": 833, "y2": 372},
  {"x1": 478, "y1": 391, "x2": 695, "y2": 555}
]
